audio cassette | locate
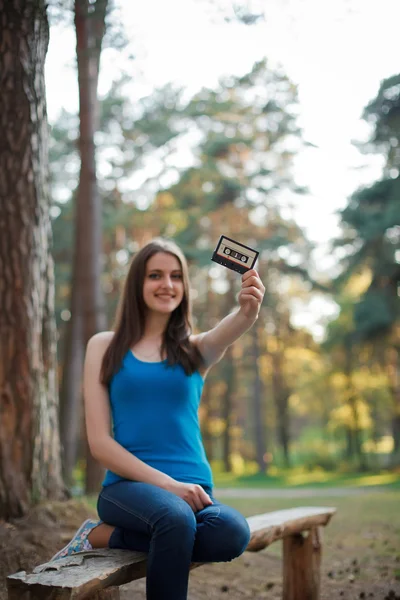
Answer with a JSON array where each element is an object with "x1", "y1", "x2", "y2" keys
[{"x1": 211, "y1": 235, "x2": 259, "y2": 274}]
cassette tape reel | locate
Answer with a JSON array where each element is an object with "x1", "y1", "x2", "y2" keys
[{"x1": 211, "y1": 236, "x2": 259, "y2": 274}]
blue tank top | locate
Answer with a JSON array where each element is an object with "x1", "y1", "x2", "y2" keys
[{"x1": 102, "y1": 350, "x2": 213, "y2": 488}]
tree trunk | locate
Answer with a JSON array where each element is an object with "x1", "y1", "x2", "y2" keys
[
  {"x1": 386, "y1": 346, "x2": 400, "y2": 461},
  {"x1": 200, "y1": 272, "x2": 216, "y2": 461},
  {"x1": 59, "y1": 275, "x2": 84, "y2": 487},
  {"x1": 221, "y1": 274, "x2": 236, "y2": 473},
  {"x1": 392, "y1": 415, "x2": 400, "y2": 457},
  {"x1": 72, "y1": 0, "x2": 108, "y2": 494},
  {"x1": 0, "y1": 0, "x2": 65, "y2": 519},
  {"x1": 348, "y1": 394, "x2": 366, "y2": 469},
  {"x1": 344, "y1": 343, "x2": 366, "y2": 470},
  {"x1": 271, "y1": 347, "x2": 291, "y2": 467},
  {"x1": 221, "y1": 346, "x2": 235, "y2": 472},
  {"x1": 251, "y1": 325, "x2": 267, "y2": 473},
  {"x1": 344, "y1": 426, "x2": 355, "y2": 460},
  {"x1": 59, "y1": 0, "x2": 108, "y2": 492}
]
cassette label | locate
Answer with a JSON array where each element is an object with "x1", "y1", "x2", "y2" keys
[{"x1": 211, "y1": 235, "x2": 259, "y2": 274}]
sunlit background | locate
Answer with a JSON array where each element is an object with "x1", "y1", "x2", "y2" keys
[
  {"x1": 39, "y1": 0, "x2": 400, "y2": 486},
  {"x1": 45, "y1": 0, "x2": 400, "y2": 339}
]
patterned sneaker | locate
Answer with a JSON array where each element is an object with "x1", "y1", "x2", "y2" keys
[{"x1": 50, "y1": 518, "x2": 102, "y2": 561}]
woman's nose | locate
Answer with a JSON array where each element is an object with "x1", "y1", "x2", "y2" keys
[{"x1": 162, "y1": 276, "x2": 174, "y2": 288}]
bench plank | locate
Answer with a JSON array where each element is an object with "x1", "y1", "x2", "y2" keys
[
  {"x1": 7, "y1": 551, "x2": 147, "y2": 600},
  {"x1": 247, "y1": 506, "x2": 335, "y2": 551},
  {"x1": 7, "y1": 507, "x2": 336, "y2": 600}
]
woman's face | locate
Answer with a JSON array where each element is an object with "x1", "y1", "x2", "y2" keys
[{"x1": 142, "y1": 252, "x2": 185, "y2": 315}]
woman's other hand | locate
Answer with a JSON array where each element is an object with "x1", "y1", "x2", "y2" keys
[
  {"x1": 166, "y1": 481, "x2": 213, "y2": 512},
  {"x1": 238, "y1": 269, "x2": 265, "y2": 320}
]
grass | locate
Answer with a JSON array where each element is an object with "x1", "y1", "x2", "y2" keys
[
  {"x1": 220, "y1": 491, "x2": 399, "y2": 523},
  {"x1": 211, "y1": 467, "x2": 400, "y2": 489}
]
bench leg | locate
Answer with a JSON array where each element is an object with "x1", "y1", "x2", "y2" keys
[{"x1": 282, "y1": 527, "x2": 321, "y2": 600}]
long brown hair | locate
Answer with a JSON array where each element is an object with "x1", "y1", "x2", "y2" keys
[{"x1": 100, "y1": 238, "x2": 204, "y2": 384}]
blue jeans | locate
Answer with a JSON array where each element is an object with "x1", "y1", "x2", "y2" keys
[{"x1": 97, "y1": 481, "x2": 250, "y2": 600}]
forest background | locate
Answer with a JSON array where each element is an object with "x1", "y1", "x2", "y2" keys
[
  {"x1": 0, "y1": 0, "x2": 400, "y2": 523},
  {"x1": 49, "y1": 0, "x2": 400, "y2": 494}
]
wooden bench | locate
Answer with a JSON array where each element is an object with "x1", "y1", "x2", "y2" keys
[{"x1": 7, "y1": 506, "x2": 336, "y2": 600}]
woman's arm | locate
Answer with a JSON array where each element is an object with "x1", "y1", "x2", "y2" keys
[
  {"x1": 83, "y1": 332, "x2": 212, "y2": 511},
  {"x1": 191, "y1": 269, "x2": 265, "y2": 368}
]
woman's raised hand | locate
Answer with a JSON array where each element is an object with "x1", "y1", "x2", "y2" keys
[
  {"x1": 238, "y1": 269, "x2": 265, "y2": 320},
  {"x1": 166, "y1": 481, "x2": 213, "y2": 512}
]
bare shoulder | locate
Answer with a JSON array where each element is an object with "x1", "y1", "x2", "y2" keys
[
  {"x1": 86, "y1": 331, "x2": 114, "y2": 357},
  {"x1": 189, "y1": 332, "x2": 205, "y2": 347}
]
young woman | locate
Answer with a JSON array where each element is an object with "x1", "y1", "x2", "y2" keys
[{"x1": 52, "y1": 238, "x2": 265, "y2": 600}]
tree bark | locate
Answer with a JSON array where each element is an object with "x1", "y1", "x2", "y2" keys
[
  {"x1": 59, "y1": 275, "x2": 84, "y2": 487},
  {"x1": 58, "y1": 0, "x2": 108, "y2": 492},
  {"x1": 74, "y1": 0, "x2": 108, "y2": 494},
  {"x1": 386, "y1": 346, "x2": 400, "y2": 461},
  {"x1": 221, "y1": 273, "x2": 237, "y2": 472},
  {"x1": 200, "y1": 272, "x2": 216, "y2": 461},
  {"x1": 344, "y1": 342, "x2": 366, "y2": 470},
  {"x1": 0, "y1": 0, "x2": 65, "y2": 519},
  {"x1": 251, "y1": 325, "x2": 267, "y2": 473},
  {"x1": 344, "y1": 426, "x2": 355, "y2": 460},
  {"x1": 221, "y1": 346, "x2": 235, "y2": 472},
  {"x1": 271, "y1": 345, "x2": 291, "y2": 467}
]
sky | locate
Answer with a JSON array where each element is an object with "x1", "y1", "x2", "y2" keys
[{"x1": 44, "y1": 0, "x2": 400, "y2": 336}]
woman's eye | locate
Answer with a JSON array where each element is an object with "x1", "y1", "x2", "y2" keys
[{"x1": 148, "y1": 273, "x2": 182, "y2": 280}]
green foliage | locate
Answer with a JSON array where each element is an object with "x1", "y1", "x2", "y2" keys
[
  {"x1": 329, "y1": 73, "x2": 400, "y2": 344},
  {"x1": 354, "y1": 290, "x2": 395, "y2": 338},
  {"x1": 342, "y1": 180, "x2": 398, "y2": 243},
  {"x1": 50, "y1": 49, "x2": 400, "y2": 475},
  {"x1": 325, "y1": 70, "x2": 400, "y2": 465},
  {"x1": 335, "y1": 176, "x2": 399, "y2": 343},
  {"x1": 363, "y1": 73, "x2": 400, "y2": 166}
]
